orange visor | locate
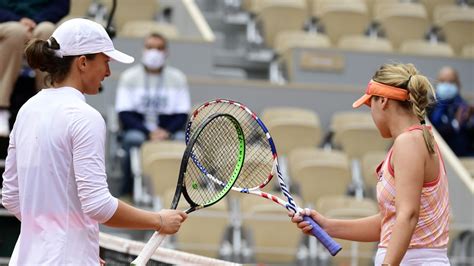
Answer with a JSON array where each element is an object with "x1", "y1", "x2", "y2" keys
[{"x1": 352, "y1": 80, "x2": 410, "y2": 108}]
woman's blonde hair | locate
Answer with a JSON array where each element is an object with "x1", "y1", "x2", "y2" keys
[{"x1": 373, "y1": 63, "x2": 437, "y2": 154}]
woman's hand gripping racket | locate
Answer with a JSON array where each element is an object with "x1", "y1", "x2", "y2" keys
[
  {"x1": 131, "y1": 113, "x2": 245, "y2": 265},
  {"x1": 186, "y1": 99, "x2": 342, "y2": 256}
]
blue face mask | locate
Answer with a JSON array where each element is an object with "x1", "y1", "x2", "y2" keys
[{"x1": 436, "y1": 82, "x2": 458, "y2": 101}]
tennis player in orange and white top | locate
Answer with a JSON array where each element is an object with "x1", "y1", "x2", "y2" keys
[
  {"x1": 1, "y1": 18, "x2": 187, "y2": 265},
  {"x1": 291, "y1": 63, "x2": 450, "y2": 265}
]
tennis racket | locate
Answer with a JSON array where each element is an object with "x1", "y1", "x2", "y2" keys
[
  {"x1": 131, "y1": 113, "x2": 245, "y2": 265},
  {"x1": 186, "y1": 99, "x2": 342, "y2": 256}
]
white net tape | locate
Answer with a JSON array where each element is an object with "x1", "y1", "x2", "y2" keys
[{"x1": 99, "y1": 232, "x2": 240, "y2": 265}]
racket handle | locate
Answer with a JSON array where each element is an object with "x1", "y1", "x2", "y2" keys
[
  {"x1": 303, "y1": 216, "x2": 342, "y2": 256},
  {"x1": 131, "y1": 232, "x2": 167, "y2": 265}
]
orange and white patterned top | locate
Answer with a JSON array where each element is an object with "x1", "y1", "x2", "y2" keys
[{"x1": 376, "y1": 126, "x2": 450, "y2": 248}]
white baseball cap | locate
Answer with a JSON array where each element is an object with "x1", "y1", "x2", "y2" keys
[{"x1": 51, "y1": 18, "x2": 134, "y2": 64}]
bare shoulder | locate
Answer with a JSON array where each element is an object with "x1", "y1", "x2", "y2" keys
[
  {"x1": 392, "y1": 130, "x2": 429, "y2": 159},
  {"x1": 394, "y1": 130, "x2": 425, "y2": 148}
]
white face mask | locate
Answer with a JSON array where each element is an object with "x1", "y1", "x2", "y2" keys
[
  {"x1": 436, "y1": 82, "x2": 458, "y2": 101},
  {"x1": 142, "y1": 49, "x2": 166, "y2": 70}
]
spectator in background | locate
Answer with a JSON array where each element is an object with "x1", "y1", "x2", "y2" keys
[
  {"x1": 429, "y1": 66, "x2": 474, "y2": 157},
  {"x1": 115, "y1": 32, "x2": 191, "y2": 198},
  {"x1": 0, "y1": 0, "x2": 70, "y2": 136}
]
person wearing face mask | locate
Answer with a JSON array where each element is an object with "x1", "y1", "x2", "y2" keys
[
  {"x1": 428, "y1": 66, "x2": 474, "y2": 157},
  {"x1": 115, "y1": 32, "x2": 191, "y2": 198}
]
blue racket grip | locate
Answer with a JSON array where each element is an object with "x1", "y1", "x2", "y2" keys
[{"x1": 303, "y1": 215, "x2": 342, "y2": 256}]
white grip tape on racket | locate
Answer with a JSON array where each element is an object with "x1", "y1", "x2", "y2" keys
[{"x1": 131, "y1": 232, "x2": 166, "y2": 265}]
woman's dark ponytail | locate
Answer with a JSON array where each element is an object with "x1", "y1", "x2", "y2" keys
[{"x1": 25, "y1": 37, "x2": 75, "y2": 85}]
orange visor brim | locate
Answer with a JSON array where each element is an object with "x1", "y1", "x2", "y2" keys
[{"x1": 352, "y1": 80, "x2": 410, "y2": 109}]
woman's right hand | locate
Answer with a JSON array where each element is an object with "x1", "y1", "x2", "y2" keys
[
  {"x1": 157, "y1": 209, "x2": 188, "y2": 234},
  {"x1": 288, "y1": 208, "x2": 330, "y2": 235}
]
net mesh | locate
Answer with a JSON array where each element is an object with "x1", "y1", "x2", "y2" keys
[
  {"x1": 184, "y1": 115, "x2": 243, "y2": 205},
  {"x1": 99, "y1": 232, "x2": 239, "y2": 265},
  {"x1": 187, "y1": 101, "x2": 274, "y2": 190}
]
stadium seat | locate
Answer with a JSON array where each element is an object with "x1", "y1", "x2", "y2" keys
[
  {"x1": 274, "y1": 31, "x2": 331, "y2": 55},
  {"x1": 399, "y1": 40, "x2": 454, "y2": 57},
  {"x1": 102, "y1": 0, "x2": 160, "y2": 33},
  {"x1": 162, "y1": 189, "x2": 231, "y2": 258},
  {"x1": 119, "y1": 20, "x2": 179, "y2": 38},
  {"x1": 317, "y1": 195, "x2": 379, "y2": 266},
  {"x1": 330, "y1": 111, "x2": 374, "y2": 148},
  {"x1": 337, "y1": 35, "x2": 394, "y2": 53},
  {"x1": 335, "y1": 124, "x2": 391, "y2": 160},
  {"x1": 330, "y1": 111, "x2": 391, "y2": 160},
  {"x1": 273, "y1": 31, "x2": 331, "y2": 81},
  {"x1": 141, "y1": 141, "x2": 186, "y2": 199},
  {"x1": 261, "y1": 107, "x2": 322, "y2": 156},
  {"x1": 375, "y1": 2, "x2": 429, "y2": 48},
  {"x1": 434, "y1": 5, "x2": 474, "y2": 54},
  {"x1": 419, "y1": 0, "x2": 457, "y2": 21},
  {"x1": 461, "y1": 44, "x2": 474, "y2": 59},
  {"x1": 68, "y1": 0, "x2": 93, "y2": 18},
  {"x1": 241, "y1": 0, "x2": 265, "y2": 14},
  {"x1": 256, "y1": 0, "x2": 307, "y2": 49},
  {"x1": 315, "y1": 0, "x2": 370, "y2": 44},
  {"x1": 288, "y1": 148, "x2": 352, "y2": 206},
  {"x1": 361, "y1": 151, "x2": 386, "y2": 197},
  {"x1": 242, "y1": 202, "x2": 304, "y2": 264}
]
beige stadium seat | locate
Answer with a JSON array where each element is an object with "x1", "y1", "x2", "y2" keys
[
  {"x1": 460, "y1": 157, "x2": 474, "y2": 178},
  {"x1": 256, "y1": 0, "x2": 307, "y2": 49},
  {"x1": 241, "y1": 0, "x2": 265, "y2": 14},
  {"x1": 419, "y1": 0, "x2": 457, "y2": 21},
  {"x1": 434, "y1": 5, "x2": 474, "y2": 54},
  {"x1": 69, "y1": 0, "x2": 93, "y2": 18},
  {"x1": 119, "y1": 21, "x2": 179, "y2": 38},
  {"x1": 58, "y1": 0, "x2": 92, "y2": 23},
  {"x1": 274, "y1": 31, "x2": 331, "y2": 81},
  {"x1": 337, "y1": 35, "x2": 394, "y2": 53},
  {"x1": 274, "y1": 31, "x2": 331, "y2": 55},
  {"x1": 375, "y1": 2, "x2": 429, "y2": 48},
  {"x1": 399, "y1": 40, "x2": 454, "y2": 57},
  {"x1": 462, "y1": 44, "x2": 474, "y2": 59},
  {"x1": 161, "y1": 189, "x2": 231, "y2": 257},
  {"x1": 336, "y1": 124, "x2": 391, "y2": 160},
  {"x1": 102, "y1": 0, "x2": 160, "y2": 33},
  {"x1": 361, "y1": 151, "x2": 386, "y2": 197},
  {"x1": 317, "y1": 195, "x2": 379, "y2": 265},
  {"x1": 141, "y1": 140, "x2": 186, "y2": 197},
  {"x1": 330, "y1": 111, "x2": 374, "y2": 147},
  {"x1": 288, "y1": 148, "x2": 352, "y2": 206},
  {"x1": 316, "y1": 0, "x2": 370, "y2": 44},
  {"x1": 261, "y1": 107, "x2": 322, "y2": 156},
  {"x1": 330, "y1": 112, "x2": 391, "y2": 160},
  {"x1": 242, "y1": 202, "x2": 303, "y2": 264}
]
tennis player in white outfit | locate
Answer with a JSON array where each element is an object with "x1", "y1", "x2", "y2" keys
[{"x1": 1, "y1": 18, "x2": 187, "y2": 265}]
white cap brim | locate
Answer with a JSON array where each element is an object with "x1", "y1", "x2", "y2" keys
[{"x1": 104, "y1": 49, "x2": 134, "y2": 64}]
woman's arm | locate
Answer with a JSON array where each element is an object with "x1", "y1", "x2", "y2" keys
[
  {"x1": 382, "y1": 133, "x2": 425, "y2": 265},
  {"x1": 290, "y1": 209, "x2": 382, "y2": 242},
  {"x1": 104, "y1": 200, "x2": 187, "y2": 234},
  {"x1": 1, "y1": 132, "x2": 21, "y2": 221}
]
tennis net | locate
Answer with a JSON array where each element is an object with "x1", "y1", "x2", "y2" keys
[{"x1": 99, "y1": 232, "x2": 240, "y2": 265}]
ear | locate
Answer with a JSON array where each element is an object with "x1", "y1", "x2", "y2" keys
[
  {"x1": 380, "y1": 97, "x2": 389, "y2": 110},
  {"x1": 76, "y1": 55, "x2": 88, "y2": 72}
]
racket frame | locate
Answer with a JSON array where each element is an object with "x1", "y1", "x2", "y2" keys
[
  {"x1": 186, "y1": 99, "x2": 342, "y2": 256},
  {"x1": 131, "y1": 113, "x2": 245, "y2": 265}
]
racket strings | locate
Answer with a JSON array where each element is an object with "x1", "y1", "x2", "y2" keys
[
  {"x1": 189, "y1": 102, "x2": 274, "y2": 190},
  {"x1": 184, "y1": 116, "x2": 242, "y2": 205}
]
